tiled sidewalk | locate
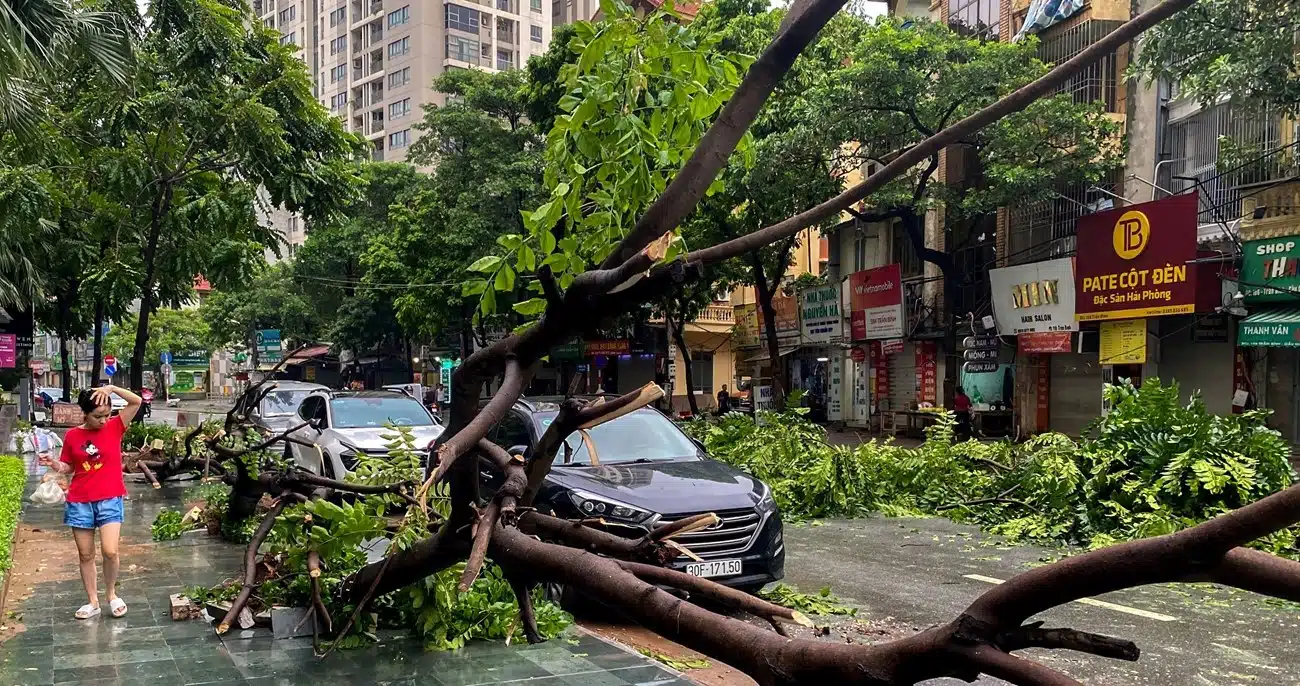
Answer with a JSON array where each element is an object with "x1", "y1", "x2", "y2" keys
[{"x1": 0, "y1": 482, "x2": 691, "y2": 685}]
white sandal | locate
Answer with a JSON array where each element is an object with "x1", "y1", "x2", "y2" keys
[
  {"x1": 75, "y1": 603, "x2": 100, "y2": 619},
  {"x1": 109, "y1": 597, "x2": 127, "y2": 617}
]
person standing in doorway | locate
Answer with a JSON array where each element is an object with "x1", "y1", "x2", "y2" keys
[
  {"x1": 954, "y1": 385, "x2": 973, "y2": 439},
  {"x1": 39, "y1": 384, "x2": 142, "y2": 619},
  {"x1": 716, "y1": 384, "x2": 731, "y2": 415}
]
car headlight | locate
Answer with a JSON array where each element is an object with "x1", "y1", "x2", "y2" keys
[
  {"x1": 567, "y1": 489, "x2": 653, "y2": 523},
  {"x1": 756, "y1": 483, "x2": 777, "y2": 513}
]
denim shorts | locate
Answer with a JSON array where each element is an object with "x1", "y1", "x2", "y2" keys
[{"x1": 64, "y1": 497, "x2": 125, "y2": 529}]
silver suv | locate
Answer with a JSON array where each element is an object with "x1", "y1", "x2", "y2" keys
[{"x1": 286, "y1": 390, "x2": 443, "y2": 478}]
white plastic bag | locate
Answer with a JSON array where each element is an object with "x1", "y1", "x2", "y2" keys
[{"x1": 30, "y1": 478, "x2": 65, "y2": 506}]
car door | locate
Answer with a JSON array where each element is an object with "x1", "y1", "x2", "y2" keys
[
  {"x1": 480, "y1": 409, "x2": 532, "y2": 493},
  {"x1": 289, "y1": 396, "x2": 327, "y2": 472}
]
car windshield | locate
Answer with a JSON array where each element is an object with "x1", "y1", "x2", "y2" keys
[
  {"x1": 533, "y1": 409, "x2": 699, "y2": 465},
  {"x1": 330, "y1": 396, "x2": 433, "y2": 428},
  {"x1": 261, "y1": 390, "x2": 312, "y2": 417}
]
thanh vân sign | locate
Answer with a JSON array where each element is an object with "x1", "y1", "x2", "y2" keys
[{"x1": 1074, "y1": 194, "x2": 1198, "y2": 322}]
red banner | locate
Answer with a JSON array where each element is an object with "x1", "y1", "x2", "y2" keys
[
  {"x1": 881, "y1": 339, "x2": 905, "y2": 355},
  {"x1": 1034, "y1": 354, "x2": 1050, "y2": 430},
  {"x1": 585, "y1": 339, "x2": 630, "y2": 356},
  {"x1": 1075, "y1": 194, "x2": 1198, "y2": 321},
  {"x1": 1018, "y1": 332, "x2": 1073, "y2": 354},
  {"x1": 870, "y1": 340, "x2": 888, "y2": 411},
  {"x1": 849, "y1": 265, "x2": 904, "y2": 340},
  {"x1": 916, "y1": 341, "x2": 937, "y2": 406}
]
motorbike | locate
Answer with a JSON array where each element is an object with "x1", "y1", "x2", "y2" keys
[{"x1": 140, "y1": 388, "x2": 154, "y2": 418}]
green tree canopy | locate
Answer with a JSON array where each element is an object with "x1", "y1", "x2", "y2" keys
[
  {"x1": 200, "y1": 261, "x2": 317, "y2": 352},
  {"x1": 104, "y1": 308, "x2": 209, "y2": 371}
]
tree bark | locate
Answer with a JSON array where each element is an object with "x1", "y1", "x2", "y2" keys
[
  {"x1": 58, "y1": 328, "x2": 71, "y2": 402},
  {"x1": 750, "y1": 241, "x2": 796, "y2": 412},
  {"x1": 673, "y1": 322, "x2": 698, "y2": 416},
  {"x1": 131, "y1": 191, "x2": 169, "y2": 391},
  {"x1": 91, "y1": 299, "x2": 104, "y2": 388}
]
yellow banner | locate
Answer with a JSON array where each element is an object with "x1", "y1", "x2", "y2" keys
[{"x1": 1099, "y1": 319, "x2": 1147, "y2": 365}]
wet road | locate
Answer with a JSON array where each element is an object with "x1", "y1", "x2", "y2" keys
[{"x1": 783, "y1": 516, "x2": 1300, "y2": 685}]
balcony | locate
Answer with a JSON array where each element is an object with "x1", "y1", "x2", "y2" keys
[
  {"x1": 1242, "y1": 180, "x2": 1300, "y2": 241},
  {"x1": 650, "y1": 304, "x2": 735, "y2": 334}
]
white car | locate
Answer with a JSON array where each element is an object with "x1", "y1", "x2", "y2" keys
[{"x1": 287, "y1": 390, "x2": 443, "y2": 478}]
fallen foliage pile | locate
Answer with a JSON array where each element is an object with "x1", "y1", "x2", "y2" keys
[{"x1": 684, "y1": 379, "x2": 1299, "y2": 556}]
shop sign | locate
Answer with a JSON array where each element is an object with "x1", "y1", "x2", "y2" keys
[
  {"x1": 1099, "y1": 319, "x2": 1147, "y2": 364},
  {"x1": 1240, "y1": 237, "x2": 1300, "y2": 303},
  {"x1": 759, "y1": 292, "x2": 801, "y2": 340},
  {"x1": 800, "y1": 284, "x2": 843, "y2": 344},
  {"x1": 754, "y1": 385, "x2": 774, "y2": 411},
  {"x1": 828, "y1": 355, "x2": 843, "y2": 421},
  {"x1": 1192, "y1": 314, "x2": 1230, "y2": 343},
  {"x1": 881, "y1": 339, "x2": 905, "y2": 355},
  {"x1": 915, "y1": 341, "x2": 937, "y2": 405},
  {"x1": 963, "y1": 361, "x2": 999, "y2": 373},
  {"x1": 1232, "y1": 351, "x2": 1250, "y2": 413},
  {"x1": 733, "y1": 303, "x2": 760, "y2": 349},
  {"x1": 52, "y1": 402, "x2": 83, "y2": 426},
  {"x1": 870, "y1": 341, "x2": 889, "y2": 414},
  {"x1": 1238, "y1": 312, "x2": 1300, "y2": 347},
  {"x1": 849, "y1": 265, "x2": 904, "y2": 340},
  {"x1": 1075, "y1": 194, "x2": 1198, "y2": 321},
  {"x1": 850, "y1": 346, "x2": 866, "y2": 362},
  {"x1": 29, "y1": 359, "x2": 47, "y2": 374},
  {"x1": 585, "y1": 339, "x2": 630, "y2": 356},
  {"x1": 256, "y1": 329, "x2": 281, "y2": 362},
  {"x1": 1018, "y1": 332, "x2": 1072, "y2": 354},
  {"x1": 963, "y1": 348, "x2": 998, "y2": 362},
  {"x1": 988, "y1": 258, "x2": 1078, "y2": 333},
  {"x1": 172, "y1": 351, "x2": 209, "y2": 367},
  {"x1": 962, "y1": 335, "x2": 999, "y2": 351},
  {"x1": 0, "y1": 334, "x2": 14, "y2": 368},
  {"x1": 551, "y1": 340, "x2": 584, "y2": 361}
]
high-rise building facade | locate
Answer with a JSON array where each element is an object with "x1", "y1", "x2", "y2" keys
[{"x1": 252, "y1": 0, "x2": 553, "y2": 252}]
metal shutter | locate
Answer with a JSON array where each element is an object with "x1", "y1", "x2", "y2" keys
[{"x1": 1049, "y1": 352, "x2": 1101, "y2": 437}]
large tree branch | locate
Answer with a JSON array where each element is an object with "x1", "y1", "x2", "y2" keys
[
  {"x1": 601, "y1": 0, "x2": 850, "y2": 268},
  {"x1": 683, "y1": 0, "x2": 1197, "y2": 267}
]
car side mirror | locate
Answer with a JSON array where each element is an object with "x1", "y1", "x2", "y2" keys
[
  {"x1": 508, "y1": 445, "x2": 530, "y2": 460},
  {"x1": 308, "y1": 413, "x2": 326, "y2": 431}
]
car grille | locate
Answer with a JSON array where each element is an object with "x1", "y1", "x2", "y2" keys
[{"x1": 656, "y1": 508, "x2": 761, "y2": 560}]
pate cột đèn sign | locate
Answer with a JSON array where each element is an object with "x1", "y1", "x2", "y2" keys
[{"x1": 1075, "y1": 194, "x2": 1198, "y2": 322}]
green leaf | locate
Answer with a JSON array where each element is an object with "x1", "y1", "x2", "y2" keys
[
  {"x1": 517, "y1": 245, "x2": 537, "y2": 272},
  {"x1": 541, "y1": 252, "x2": 567, "y2": 271},
  {"x1": 539, "y1": 229, "x2": 557, "y2": 255},
  {"x1": 512, "y1": 298, "x2": 548, "y2": 316},
  {"x1": 462, "y1": 279, "x2": 488, "y2": 296},
  {"x1": 496, "y1": 234, "x2": 524, "y2": 251},
  {"x1": 494, "y1": 264, "x2": 516, "y2": 292},
  {"x1": 468, "y1": 255, "x2": 503, "y2": 273}
]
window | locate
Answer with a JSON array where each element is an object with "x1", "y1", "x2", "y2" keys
[
  {"x1": 279, "y1": 33, "x2": 296, "y2": 46},
  {"x1": 278, "y1": 5, "x2": 295, "y2": 23},
  {"x1": 264, "y1": 16, "x2": 275, "y2": 28},
  {"x1": 530, "y1": 24, "x2": 542, "y2": 43},
  {"x1": 329, "y1": 35, "x2": 346, "y2": 54},
  {"x1": 496, "y1": 0, "x2": 509, "y2": 10},
  {"x1": 490, "y1": 411, "x2": 532, "y2": 452},
  {"x1": 388, "y1": 98, "x2": 410, "y2": 119},
  {"x1": 445, "y1": 3, "x2": 479, "y2": 32},
  {"x1": 297, "y1": 396, "x2": 327, "y2": 426},
  {"x1": 530, "y1": 0, "x2": 541, "y2": 11},
  {"x1": 387, "y1": 36, "x2": 409, "y2": 58},
  {"x1": 330, "y1": 64, "x2": 346, "y2": 82},
  {"x1": 329, "y1": 92, "x2": 347, "y2": 111},
  {"x1": 532, "y1": 410, "x2": 699, "y2": 465},
  {"x1": 445, "y1": 34, "x2": 479, "y2": 63},
  {"x1": 387, "y1": 66, "x2": 410, "y2": 87},
  {"x1": 891, "y1": 222, "x2": 923, "y2": 278},
  {"x1": 947, "y1": 0, "x2": 1000, "y2": 38},
  {"x1": 389, "y1": 129, "x2": 411, "y2": 148},
  {"x1": 496, "y1": 48, "x2": 512, "y2": 71},
  {"x1": 386, "y1": 5, "x2": 408, "y2": 27},
  {"x1": 329, "y1": 6, "x2": 346, "y2": 26},
  {"x1": 690, "y1": 351, "x2": 714, "y2": 395}
]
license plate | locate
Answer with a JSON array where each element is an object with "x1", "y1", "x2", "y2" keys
[{"x1": 686, "y1": 559, "x2": 742, "y2": 578}]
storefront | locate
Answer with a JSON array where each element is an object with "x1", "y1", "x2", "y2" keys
[
  {"x1": 848, "y1": 265, "x2": 905, "y2": 428},
  {"x1": 1236, "y1": 234, "x2": 1300, "y2": 443},
  {"x1": 795, "y1": 283, "x2": 845, "y2": 422},
  {"x1": 989, "y1": 257, "x2": 1082, "y2": 434},
  {"x1": 168, "y1": 351, "x2": 210, "y2": 400}
]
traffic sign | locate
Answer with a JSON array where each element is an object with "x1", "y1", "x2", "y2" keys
[
  {"x1": 962, "y1": 348, "x2": 998, "y2": 362},
  {"x1": 104, "y1": 355, "x2": 116, "y2": 367},
  {"x1": 256, "y1": 329, "x2": 281, "y2": 350},
  {"x1": 160, "y1": 351, "x2": 173, "y2": 365}
]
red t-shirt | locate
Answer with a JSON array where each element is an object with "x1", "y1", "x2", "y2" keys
[
  {"x1": 954, "y1": 394, "x2": 972, "y2": 412},
  {"x1": 60, "y1": 415, "x2": 128, "y2": 503}
]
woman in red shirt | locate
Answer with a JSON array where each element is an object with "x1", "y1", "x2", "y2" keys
[{"x1": 39, "y1": 384, "x2": 142, "y2": 620}]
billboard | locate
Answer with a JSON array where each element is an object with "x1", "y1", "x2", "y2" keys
[
  {"x1": 988, "y1": 258, "x2": 1077, "y2": 334},
  {"x1": 733, "y1": 303, "x2": 760, "y2": 348},
  {"x1": 849, "y1": 265, "x2": 904, "y2": 340},
  {"x1": 800, "y1": 284, "x2": 843, "y2": 344},
  {"x1": 1240, "y1": 236, "x2": 1300, "y2": 303},
  {"x1": 1074, "y1": 194, "x2": 1198, "y2": 321}
]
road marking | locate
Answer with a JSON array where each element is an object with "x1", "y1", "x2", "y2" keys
[{"x1": 962, "y1": 574, "x2": 1177, "y2": 622}]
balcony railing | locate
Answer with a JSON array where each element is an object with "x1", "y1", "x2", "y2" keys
[
  {"x1": 649, "y1": 304, "x2": 735, "y2": 327},
  {"x1": 1242, "y1": 180, "x2": 1300, "y2": 239}
]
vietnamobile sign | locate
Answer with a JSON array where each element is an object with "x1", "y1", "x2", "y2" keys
[
  {"x1": 1074, "y1": 194, "x2": 1198, "y2": 322},
  {"x1": 849, "y1": 264, "x2": 904, "y2": 340}
]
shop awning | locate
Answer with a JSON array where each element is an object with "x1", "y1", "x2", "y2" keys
[
  {"x1": 743, "y1": 344, "x2": 800, "y2": 364},
  {"x1": 282, "y1": 345, "x2": 333, "y2": 365},
  {"x1": 1238, "y1": 309, "x2": 1300, "y2": 347}
]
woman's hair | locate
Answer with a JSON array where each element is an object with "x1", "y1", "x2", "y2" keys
[{"x1": 77, "y1": 389, "x2": 99, "y2": 414}]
